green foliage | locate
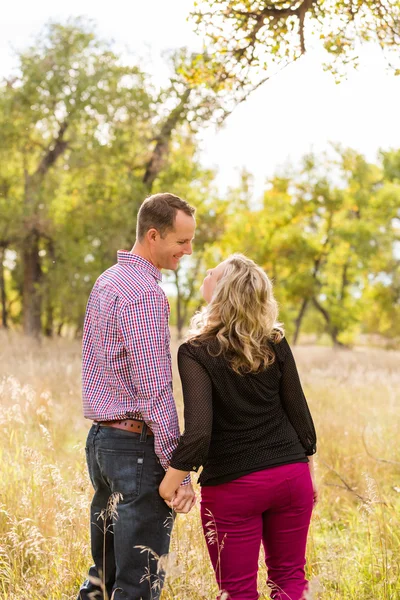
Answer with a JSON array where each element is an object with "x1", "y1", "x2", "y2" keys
[
  {"x1": 1, "y1": 18, "x2": 399, "y2": 346},
  {"x1": 0, "y1": 19, "x2": 226, "y2": 335},
  {"x1": 218, "y1": 146, "x2": 400, "y2": 346},
  {"x1": 154, "y1": 132, "x2": 229, "y2": 335},
  {"x1": 190, "y1": 0, "x2": 400, "y2": 92}
]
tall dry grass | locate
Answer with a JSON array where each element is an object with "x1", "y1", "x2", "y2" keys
[{"x1": 0, "y1": 329, "x2": 399, "y2": 599}]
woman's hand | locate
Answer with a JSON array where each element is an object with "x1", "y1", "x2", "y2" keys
[
  {"x1": 159, "y1": 470, "x2": 196, "y2": 514},
  {"x1": 311, "y1": 475, "x2": 319, "y2": 507},
  {"x1": 159, "y1": 481, "x2": 196, "y2": 514}
]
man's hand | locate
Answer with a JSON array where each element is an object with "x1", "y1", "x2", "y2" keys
[
  {"x1": 159, "y1": 467, "x2": 195, "y2": 513},
  {"x1": 159, "y1": 482, "x2": 196, "y2": 514}
]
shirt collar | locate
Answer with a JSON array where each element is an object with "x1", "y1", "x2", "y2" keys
[{"x1": 117, "y1": 250, "x2": 162, "y2": 282}]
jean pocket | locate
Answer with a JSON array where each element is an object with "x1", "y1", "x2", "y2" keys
[{"x1": 97, "y1": 448, "x2": 144, "y2": 500}]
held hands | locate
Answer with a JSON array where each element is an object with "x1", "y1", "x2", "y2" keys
[{"x1": 159, "y1": 481, "x2": 196, "y2": 514}]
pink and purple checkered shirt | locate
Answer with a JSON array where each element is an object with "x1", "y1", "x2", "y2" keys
[{"x1": 82, "y1": 250, "x2": 181, "y2": 471}]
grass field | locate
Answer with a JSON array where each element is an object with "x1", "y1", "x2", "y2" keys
[{"x1": 0, "y1": 330, "x2": 399, "y2": 599}]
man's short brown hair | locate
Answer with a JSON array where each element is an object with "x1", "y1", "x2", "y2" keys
[{"x1": 136, "y1": 193, "x2": 196, "y2": 241}]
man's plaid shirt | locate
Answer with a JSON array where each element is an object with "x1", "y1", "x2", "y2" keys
[{"x1": 82, "y1": 251, "x2": 181, "y2": 472}]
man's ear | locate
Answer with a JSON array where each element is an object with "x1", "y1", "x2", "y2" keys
[{"x1": 146, "y1": 228, "x2": 159, "y2": 243}]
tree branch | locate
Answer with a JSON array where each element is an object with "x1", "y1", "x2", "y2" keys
[
  {"x1": 312, "y1": 296, "x2": 331, "y2": 324},
  {"x1": 143, "y1": 88, "x2": 191, "y2": 190},
  {"x1": 35, "y1": 120, "x2": 69, "y2": 178},
  {"x1": 219, "y1": 57, "x2": 299, "y2": 122},
  {"x1": 362, "y1": 428, "x2": 400, "y2": 467},
  {"x1": 339, "y1": 258, "x2": 350, "y2": 302},
  {"x1": 233, "y1": 1, "x2": 308, "y2": 20},
  {"x1": 320, "y1": 459, "x2": 368, "y2": 502},
  {"x1": 232, "y1": 0, "x2": 318, "y2": 54}
]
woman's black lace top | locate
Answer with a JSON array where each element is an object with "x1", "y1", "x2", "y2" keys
[{"x1": 169, "y1": 336, "x2": 317, "y2": 486}]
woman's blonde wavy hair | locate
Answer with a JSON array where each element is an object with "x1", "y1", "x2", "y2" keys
[{"x1": 188, "y1": 254, "x2": 284, "y2": 374}]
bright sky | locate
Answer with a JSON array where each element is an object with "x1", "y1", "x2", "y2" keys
[{"x1": 2, "y1": 0, "x2": 400, "y2": 200}]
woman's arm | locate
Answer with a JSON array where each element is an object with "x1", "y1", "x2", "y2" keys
[
  {"x1": 278, "y1": 337, "x2": 317, "y2": 457},
  {"x1": 277, "y1": 338, "x2": 318, "y2": 506},
  {"x1": 159, "y1": 344, "x2": 213, "y2": 507}
]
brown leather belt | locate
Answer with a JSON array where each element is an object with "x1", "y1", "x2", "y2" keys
[{"x1": 95, "y1": 419, "x2": 153, "y2": 435}]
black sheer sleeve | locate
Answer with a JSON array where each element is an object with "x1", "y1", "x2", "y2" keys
[
  {"x1": 169, "y1": 343, "x2": 213, "y2": 472},
  {"x1": 276, "y1": 337, "x2": 317, "y2": 456}
]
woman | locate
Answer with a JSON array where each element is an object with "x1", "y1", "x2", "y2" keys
[{"x1": 159, "y1": 254, "x2": 317, "y2": 600}]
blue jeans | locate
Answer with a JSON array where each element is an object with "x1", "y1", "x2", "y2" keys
[{"x1": 78, "y1": 423, "x2": 173, "y2": 600}]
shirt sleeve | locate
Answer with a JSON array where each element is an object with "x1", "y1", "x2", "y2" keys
[
  {"x1": 169, "y1": 343, "x2": 213, "y2": 472},
  {"x1": 276, "y1": 337, "x2": 317, "y2": 456},
  {"x1": 119, "y1": 290, "x2": 181, "y2": 472}
]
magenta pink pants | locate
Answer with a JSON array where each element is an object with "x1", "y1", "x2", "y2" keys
[{"x1": 200, "y1": 462, "x2": 313, "y2": 600}]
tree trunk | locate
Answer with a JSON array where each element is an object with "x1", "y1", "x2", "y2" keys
[
  {"x1": 143, "y1": 89, "x2": 191, "y2": 191},
  {"x1": 180, "y1": 256, "x2": 203, "y2": 336},
  {"x1": 23, "y1": 231, "x2": 42, "y2": 337},
  {"x1": 0, "y1": 246, "x2": 8, "y2": 329},
  {"x1": 43, "y1": 238, "x2": 56, "y2": 337},
  {"x1": 21, "y1": 122, "x2": 69, "y2": 337},
  {"x1": 312, "y1": 297, "x2": 346, "y2": 348},
  {"x1": 331, "y1": 328, "x2": 346, "y2": 348},
  {"x1": 176, "y1": 295, "x2": 185, "y2": 340},
  {"x1": 174, "y1": 270, "x2": 185, "y2": 340},
  {"x1": 293, "y1": 297, "x2": 309, "y2": 345},
  {"x1": 44, "y1": 299, "x2": 53, "y2": 337}
]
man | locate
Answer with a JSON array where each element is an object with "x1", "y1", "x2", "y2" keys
[{"x1": 78, "y1": 193, "x2": 197, "y2": 600}]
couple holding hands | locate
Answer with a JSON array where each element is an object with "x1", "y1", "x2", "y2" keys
[{"x1": 78, "y1": 193, "x2": 317, "y2": 600}]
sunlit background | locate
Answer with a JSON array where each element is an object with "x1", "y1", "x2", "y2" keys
[{"x1": 2, "y1": 0, "x2": 400, "y2": 199}]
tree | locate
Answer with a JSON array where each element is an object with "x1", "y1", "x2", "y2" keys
[
  {"x1": 0, "y1": 93, "x2": 25, "y2": 329},
  {"x1": 1, "y1": 21, "x2": 252, "y2": 337},
  {"x1": 271, "y1": 148, "x2": 399, "y2": 345},
  {"x1": 190, "y1": 0, "x2": 400, "y2": 92},
  {"x1": 1, "y1": 18, "x2": 154, "y2": 336},
  {"x1": 153, "y1": 132, "x2": 228, "y2": 338},
  {"x1": 142, "y1": 46, "x2": 241, "y2": 193},
  {"x1": 362, "y1": 149, "x2": 400, "y2": 345},
  {"x1": 218, "y1": 146, "x2": 400, "y2": 346}
]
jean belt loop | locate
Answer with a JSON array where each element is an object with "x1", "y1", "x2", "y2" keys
[
  {"x1": 94, "y1": 422, "x2": 101, "y2": 434},
  {"x1": 140, "y1": 422, "x2": 148, "y2": 443}
]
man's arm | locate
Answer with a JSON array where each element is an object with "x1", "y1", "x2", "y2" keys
[{"x1": 119, "y1": 290, "x2": 184, "y2": 473}]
